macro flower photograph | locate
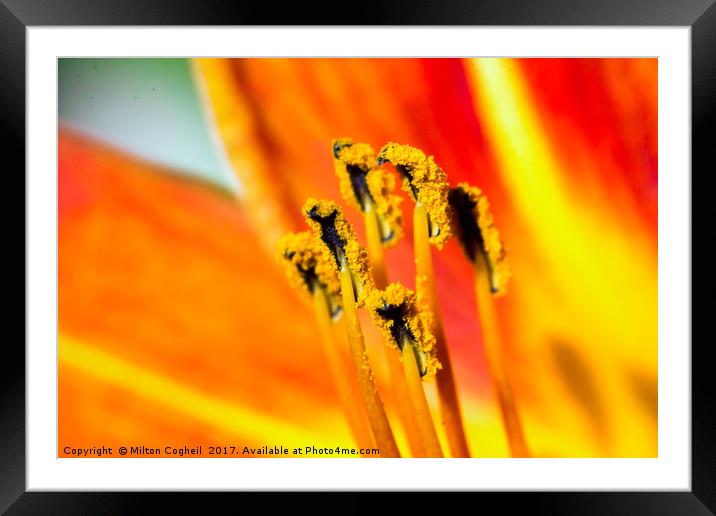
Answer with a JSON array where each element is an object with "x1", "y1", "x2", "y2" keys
[{"x1": 58, "y1": 57, "x2": 657, "y2": 458}]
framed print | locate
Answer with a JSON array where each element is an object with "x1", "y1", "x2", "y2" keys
[{"x1": 5, "y1": 0, "x2": 711, "y2": 513}]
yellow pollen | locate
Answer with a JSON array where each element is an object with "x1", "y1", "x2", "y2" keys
[
  {"x1": 365, "y1": 283, "x2": 442, "y2": 381},
  {"x1": 275, "y1": 231, "x2": 341, "y2": 306},
  {"x1": 332, "y1": 138, "x2": 404, "y2": 246},
  {"x1": 366, "y1": 168, "x2": 404, "y2": 247},
  {"x1": 302, "y1": 198, "x2": 375, "y2": 305},
  {"x1": 377, "y1": 142, "x2": 452, "y2": 249},
  {"x1": 452, "y1": 183, "x2": 511, "y2": 295}
]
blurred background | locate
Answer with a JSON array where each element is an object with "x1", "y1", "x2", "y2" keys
[
  {"x1": 59, "y1": 58, "x2": 231, "y2": 187},
  {"x1": 58, "y1": 58, "x2": 657, "y2": 457}
]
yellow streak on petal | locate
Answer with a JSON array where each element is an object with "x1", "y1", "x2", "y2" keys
[
  {"x1": 59, "y1": 334, "x2": 344, "y2": 450},
  {"x1": 466, "y1": 59, "x2": 657, "y2": 456}
]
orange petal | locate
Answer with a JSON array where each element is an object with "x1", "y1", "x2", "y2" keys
[
  {"x1": 464, "y1": 58, "x2": 657, "y2": 456},
  {"x1": 191, "y1": 59, "x2": 303, "y2": 252},
  {"x1": 59, "y1": 128, "x2": 352, "y2": 454},
  {"x1": 195, "y1": 58, "x2": 657, "y2": 457}
]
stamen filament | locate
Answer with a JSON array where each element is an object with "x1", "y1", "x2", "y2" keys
[
  {"x1": 386, "y1": 348, "x2": 427, "y2": 457},
  {"x1": 473, "y1": 251, "x2": 529, "y2": 457},
  {"x1": 363, "y1": 200, "x2": 388, "y2": 289},
  {"x1": 363, "y1": 199, "x2": 427, "y2": 457},
  {"x1": 339, "y1": 255, "x2": 401, "y2": 458},
  {"x1": 414, "y1": 203, "x2": 471, "y2": 458},
  {"x1": 312, "y1": 286, "x2": 375, "y2": 452},
  {"x1": 401, "y1": 336, "x2": 444, "y2": 458}
]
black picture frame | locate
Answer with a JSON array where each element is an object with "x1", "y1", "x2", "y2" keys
[{"x1": 3, "y1": 1, "x2": 709, "y2": 513}]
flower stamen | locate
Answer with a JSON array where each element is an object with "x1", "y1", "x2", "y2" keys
[
  {"x1": 377, "y1": 142, "x2": 470, "y2": 457},
  {"x1": 333, "y1": 139, "x2": 431, "y2": 456},
  {"x1": 333, "y1": 138, "x2": 404, "y2": 247},
  {"x1": 448, "y1": 184, "x2": 510, "y2": 295},
  {"x1": 377, "y1": 142, "x2": 452, "y2": 249},
  {"x1": 365, "y1": 283, "x2": 440, "y2": 380},
  {"x1": 366, "y1": 284, "x2": 444, "y2": 457},
  {"x1": 275, "y1": 231, "x2": 375, "y2": 450},
  {"x1": 303, "y1": 198, "x2": 374, "y2": 303},
  {"x1": 276, "y1": 231, "x2": 342, "y2": 318},
  {"x1": 448, "y1": 184, "x2": 527, "y2": 457},
  {"x1": 303, "y1": 198, "x2": 400, "y2": 457}
]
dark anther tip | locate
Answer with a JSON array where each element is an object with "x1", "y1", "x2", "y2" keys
[
  {"x1": 380, "y1": 229, "x2": 395, "y2": 243},
  {"x1": 307, "y1": 205, "x2": 338, "y2": 222},
  {"x1": 376, "y1": 156, "x2": 388, "y2": 165},
  {"x1": 375, "y1": 302, "x2": 393, "y2": 317},
  {"x1": 333, "y1": 140, "x2": 353, "y2": 159}
]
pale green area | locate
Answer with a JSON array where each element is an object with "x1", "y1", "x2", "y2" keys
[{"x1": 59, "y1": 58, "x2": 237, "y2": 191}]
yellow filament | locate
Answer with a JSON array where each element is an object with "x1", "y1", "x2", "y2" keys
[
  {"x1": 473, "y1": 250, "x2": 529, "y2": 457},
  {"x1": 401, "y1": 340, "x2": 444, "y2": 458},
  {"x1": 385, "y1": 348, "x2": 427, "y2": 457},
  {"x1": 339, "y1": 257, "x2": 401, "y2": 458},
  {"x1": 363, "y1": 202, "x2": 388, "y2": 289},
  {"x1": 414, "y1": 203, "x2": 471, "y2": 457},
  {"x1": 365, "y1": 168, "x2": 404, "y2": 246},
  {"x1": 313, "y1": 287, "x2": 375, "y2": 452},
  {"x1": 362, "y1": 203, "x2": 427, "y2": 457}
]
